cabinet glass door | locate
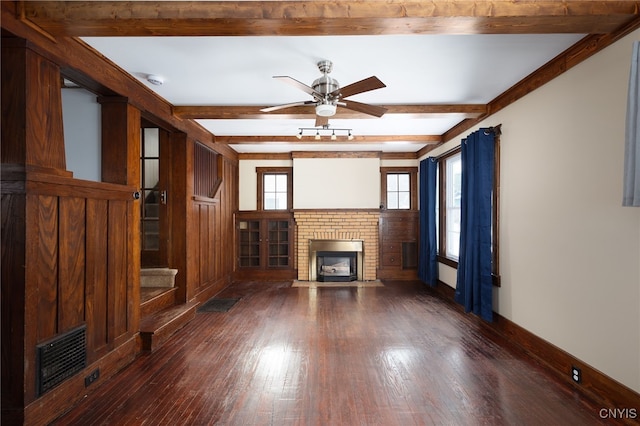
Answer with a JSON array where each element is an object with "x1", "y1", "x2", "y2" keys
[
  {"x1": 238, "y1": 220, "x2": 260, "y2": 267},
  {"x1": 267, "y1": 220, "x2": 290, "y2": 267}
]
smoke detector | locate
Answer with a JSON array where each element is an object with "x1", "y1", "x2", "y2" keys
[{"x1": 146, "y1": 74, "x2": 164, "y2": 86}]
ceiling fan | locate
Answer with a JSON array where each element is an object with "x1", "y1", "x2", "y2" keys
[{"x1": 261, "y1": 60, "x2": 388, "y2": 127}]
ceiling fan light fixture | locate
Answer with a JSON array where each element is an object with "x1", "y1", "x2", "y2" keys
[{"x1": 315, "y1": 103, "x2": 337, "y2": 117}]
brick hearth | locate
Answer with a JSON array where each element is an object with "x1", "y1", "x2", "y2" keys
[{"x1": 294, "y1": 210, "x2": 380, "y2": 281}]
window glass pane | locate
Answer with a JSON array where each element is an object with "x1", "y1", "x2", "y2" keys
[
  {"x1": 143, "y1": 128, "x2": 159, "y2": 157},
  {"x1": 387, "y1": 174, "x2": 398, "y2": 191},
  {"x1": 446, "y1": 208, "x2": 460, "y2": 259},
  {"x1": 448, "y1": 154, "x2": 462, "y2": 208},
  {"x1": 398, "y1": 192, "x2": 410, "y2": 209},
  {"x1": 275, "y1": 174, "x2": 287, "y2": 192},
  {"x1": 143, "y1": 221, "x2": 159, "y2": 250},
  {"x1": 398, "y1": 174, "x2": 410, "y2": 191},
  {"x1": 264, "y1": 174, "x2": 275, "y2": 192},
  {"x1": 264, "y1": 193, "x2": 276, "y2": 210},
  {"x1": 142, "y1": 191, "x2": 160, "y2": 219},
  {"x1": 387, "y1": 192, "x2": 398, "y2": 209},
  {"x1": 143, "y1": 159, "x2": 159, "y2": 189},
  {"x1": 275, "y1": 193, "x2": 288, "y2": 209}
]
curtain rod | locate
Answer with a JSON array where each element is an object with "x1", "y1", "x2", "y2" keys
[
  {"x1": 433, "y1": 124, "x2": 502, "y2": 160},
  {"x1": 486, "y1": 124, "x2": 502, "y2": 135}
]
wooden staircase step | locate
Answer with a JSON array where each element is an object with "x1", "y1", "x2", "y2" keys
[
  {"x1": 140, "y1": 301, "x2": 199, "y2": 352},
  {"x1": 140, "y1": 268, "x2": 178, "y2": 288},
  {"x1": 141, "y1": 287, "x2": 177, "y2": 318}
]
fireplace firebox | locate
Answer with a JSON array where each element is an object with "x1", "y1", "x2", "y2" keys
[
  {"x1": 316, "y1": 251, "x2": 357, "y2": 282},
  {"x1": 309, "y1": 239, "x2": 364, "y2": 281}
]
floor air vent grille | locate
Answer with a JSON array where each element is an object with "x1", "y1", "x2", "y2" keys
[{"x1": 36, "y1": 325, "x2": 87, "y2": 396}]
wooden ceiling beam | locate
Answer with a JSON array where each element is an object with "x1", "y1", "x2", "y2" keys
[
  {"x1": 214, "y1": 135, "x2": 442, "y2": 144},
  {"x1": 20, "y1": 1, "x2": 640, "y2": 37},
  {"x1": 173, "y1": 104, "x2": 487, "y2": 120}
]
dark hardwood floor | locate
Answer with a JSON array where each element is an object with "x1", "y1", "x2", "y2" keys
[{"x1": 53, "y1": 280, "x2": 608, "y2": 425}]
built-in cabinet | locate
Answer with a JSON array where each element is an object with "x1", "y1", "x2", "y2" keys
[
  {"x1": 235, "y1": 211, "x2": 296, "y2": 280},
  {"x1": 378, "y1": 210, "x2": 419, "y2": 280}
]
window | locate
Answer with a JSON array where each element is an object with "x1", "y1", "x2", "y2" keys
[
  {"x1": 264, "y1": 174, "x2": 287, "y2": 209},
  {"x1": 437, "y1": 149, "x2": 462, "y2": 264},
  {"x1": 445, "y1": 152, "x2": 462, "y2": 259},
  {"x1": 257, "y1": 167, "x2": 292, "y2": 211},
  {"x1": 436, "y1": 140, "x2": 500, "y2": 284},
  {"x1": 380, "y1": 167, "x2": 418, "y2": 210}
]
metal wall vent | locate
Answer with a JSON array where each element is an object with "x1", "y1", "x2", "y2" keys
[
  {"x1": 402, "y1": 241, "x2": 418, "y2": 269},
  {"x1": 36, "y1": 325, "x2": 87, "y2": 396}
]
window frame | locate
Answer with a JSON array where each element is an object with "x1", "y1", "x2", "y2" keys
[
  {"x1": 437, "y1": 150, "x2": 462, "y2": 264},
  {"x1": 256, "y1": 167, "x2": 293, "y2": 211},
  {"x1": 380, "y1": 167, "x2": 418, "y2": 211},
  {"x1": 436, "y1": 138, "x2": 501, "y2": 286}
]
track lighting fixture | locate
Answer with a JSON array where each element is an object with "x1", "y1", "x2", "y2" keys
[{"x1": 296, "y1": 125, "x2": 354, "y2": 141}]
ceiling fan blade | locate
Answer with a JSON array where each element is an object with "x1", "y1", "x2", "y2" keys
[
  {"x1": 260, "y1": 100, "x2": 315, "y2": 113},
  {"x1": 341, "y1": 100, "x2": 388, "y2": 117},
  {"x1": 315, "y1": 115, "x2": 329, "y2": 127},
  {"x1": 332, "y1": 76, "x2": 386, "y2": 99},
  {"x1": 274, "y1": 76, "x2": 323, "y2": 99}
]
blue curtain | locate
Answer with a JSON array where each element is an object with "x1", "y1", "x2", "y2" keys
[
  {"x1": 454, "y1": 129, "x2": 495, "y2": 322},
  {"x1": 623, "y1": 41, "x2": 640, "y2": 206},
  {"x1": 418, "y1": 157, "x2": 438, "y2": 286}
]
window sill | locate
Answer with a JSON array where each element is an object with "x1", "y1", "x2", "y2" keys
[
  {"x1": 437, "y1": 255, "x2": 501, "y2": 287},
  {"x1": 437, "y1": 255, "x2": 458, "y2": 269}
]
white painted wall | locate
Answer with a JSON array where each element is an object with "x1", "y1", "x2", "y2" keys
[
  {"x1": 425, "y1": 29, "x2": 640, "y2": 393},
  {"x1": 239, "y1": 157, "x2": 418, "y2": 211},
  {"x1": 380, "y1": 159, "x2": 419, "y2": 168},
  {"x1": 238, "y1": 159, "x2": 292, "y2": 210},
  {"x1": 293, "y1": 158, "x2": 380, "y2": 209},
  {"x1": 62, "y1": 88, "x2": 102, "y2": 182}
]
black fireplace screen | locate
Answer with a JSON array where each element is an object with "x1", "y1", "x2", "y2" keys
[{"x1": 316, "y1": 251, "x2": 357, "y2": 282}]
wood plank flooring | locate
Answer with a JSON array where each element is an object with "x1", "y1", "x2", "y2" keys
[{"x1": 52, "y1": 280, "x2": 609, "y2": 425}]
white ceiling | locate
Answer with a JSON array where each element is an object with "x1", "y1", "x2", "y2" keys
[{"x1": 81, "y1": 33, "x2": 585, "y2": 153}]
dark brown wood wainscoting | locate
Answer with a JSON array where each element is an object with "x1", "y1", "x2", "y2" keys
[{"x1": 51, "y1": 280, "x2": 627, "y2": 425}]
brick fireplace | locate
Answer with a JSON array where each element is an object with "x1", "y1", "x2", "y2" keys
[{"x1": 294, "y1": 210, "x2": 380, "y2": 281}]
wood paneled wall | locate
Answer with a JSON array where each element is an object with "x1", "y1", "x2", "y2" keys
[
  {"x1": 1, "y1": 38, "x2": 140, "y2": 424},
  {"x1": 0, "y1": 38, "x2": 67, "y2": 173},
  {"x1": 1, "y1": 11, "x2": 238, "y2": 425},
  {"x1": 189, "y1": 156, "x2": 238, "y2": 302}
]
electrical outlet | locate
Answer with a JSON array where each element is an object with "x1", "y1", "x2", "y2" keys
[
  {"x1": 84, "y1": 368, "x2": 100, "y2": 387},
  {"x1": 571, "y1": 366, "x2": 581, "y2": 383}
]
